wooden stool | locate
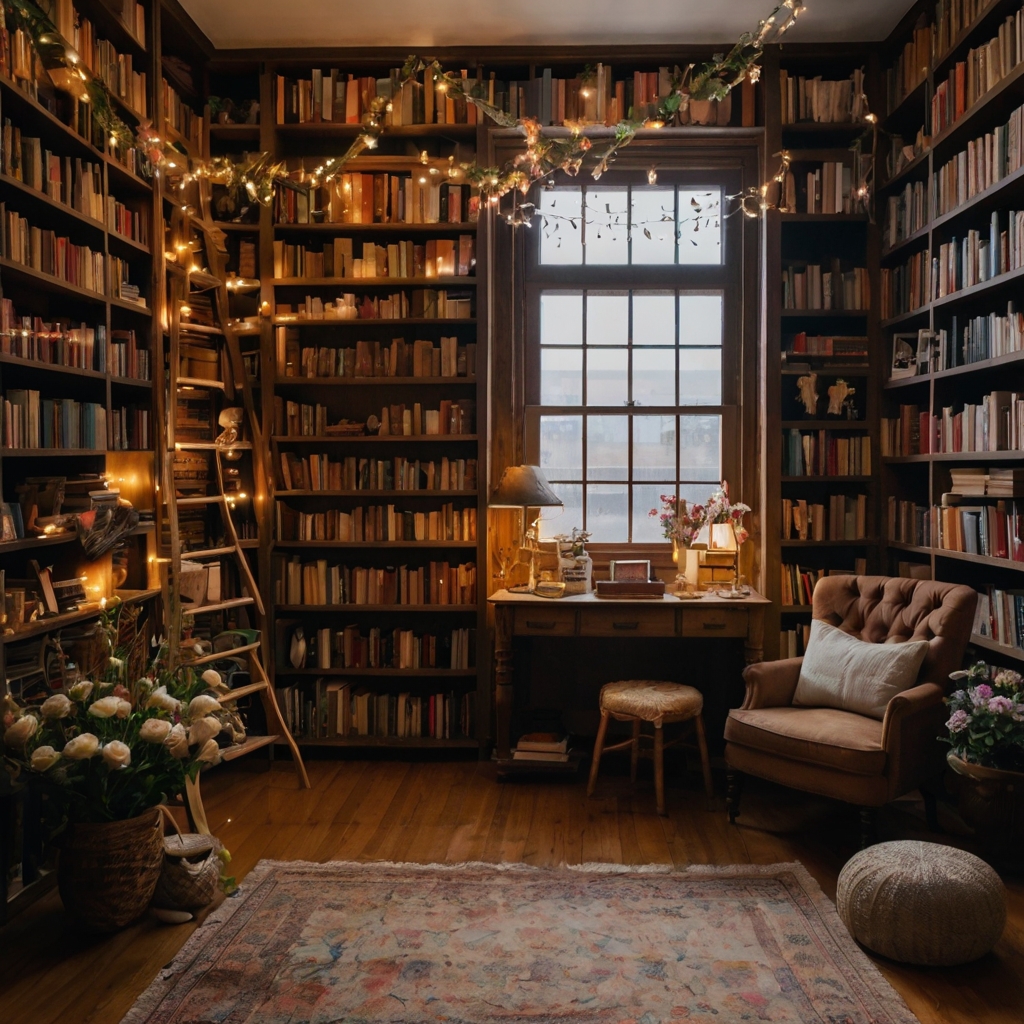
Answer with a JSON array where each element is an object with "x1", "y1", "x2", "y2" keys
[{"x1": 586, "y1": 680, "x2": 714, "y2": 816}]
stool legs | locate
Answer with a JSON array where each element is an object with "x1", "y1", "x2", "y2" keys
[
  {"x1": 694, "y1": 714, "x2": 714, "y2": 806},
  {"x1": 587, "y1": 710, "x2": 611, "y2": 798},
  {"x1": 630, "y1": 720, "x2": 641, "y2": 783},
  {"x1": 654, "y1": 724, "x2": 665, "y2": 816}
]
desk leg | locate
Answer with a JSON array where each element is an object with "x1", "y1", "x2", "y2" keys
[
  {"x1": 494, "y1": 604, "x2": 514, "y2": 761},
  {"x1": 745, "y1": 605, "x2": 765, "y2": 665}
]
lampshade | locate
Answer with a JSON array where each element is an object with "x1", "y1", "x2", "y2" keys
[{"x1": 488, "y1": 465, "x2": 563, "y2": 508}]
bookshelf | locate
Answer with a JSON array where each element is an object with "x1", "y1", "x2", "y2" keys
[{"x1": 877, "y1": 0, "x2": 1024, "y2": 670}]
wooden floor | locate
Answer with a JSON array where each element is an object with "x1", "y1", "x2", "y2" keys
[{"x1": 1, "y1": 757, "x2": 1022, "y2": 1023}]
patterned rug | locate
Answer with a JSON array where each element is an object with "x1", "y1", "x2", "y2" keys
[{"x1": 123, "y1": 860, "x2": 918, "y2": 1024}]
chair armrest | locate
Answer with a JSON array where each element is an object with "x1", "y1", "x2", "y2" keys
[
  {"x1": 881, "y1": 681, "x2": 948, "y2": 799},
  {"x1": 740, "y1": 657, "x2": 803, "y2": 709}
]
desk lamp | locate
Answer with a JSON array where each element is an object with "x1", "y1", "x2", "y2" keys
[{"x1": 488, "y1": 465, "x2": 562, "y2": 593}]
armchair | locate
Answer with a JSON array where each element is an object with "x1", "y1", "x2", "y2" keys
[{"x1": 724, "y1": 575, "x2": 977, "y2": 846}]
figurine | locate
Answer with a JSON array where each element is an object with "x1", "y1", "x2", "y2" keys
[
  {"x1": 827, "y1": 378, "x2": 855, "y2": 417},
  {"x1": 796, "y1": 373, "x2": 818, "y2": 416}
]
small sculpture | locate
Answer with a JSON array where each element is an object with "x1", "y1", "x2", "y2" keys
[
  {"x1": 827, "y1": 378, "x2": 855, "y2": 417},
  {"x1": 796, "y1": 373, "x2": 818, "y2": 416},
  {"x1": 215, "y1": 407, "x2": 244, "y2": 447}
]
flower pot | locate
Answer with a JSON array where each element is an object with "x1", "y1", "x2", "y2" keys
[
  {"x1": 689, "y1": 99, "x2": 716, "y2": 125},
  {"x1": 715, "y1": 93, "x2": 733, "y2": 126},
  {"x1": 947, "y1": 751, "x2": 1024, "y2": 867},
  {"x1": 57, "y1": 806, "x2": 164, "y2": 932}
]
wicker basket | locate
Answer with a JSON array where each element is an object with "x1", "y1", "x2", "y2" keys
[
  {"x1": 57, "y1": 807, "x2": 163, "y2": 932},
  {"x1": 152, "y1": 829, "x2": 222, "y2": 911}
]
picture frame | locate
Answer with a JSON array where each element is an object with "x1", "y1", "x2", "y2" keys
[
  {"x1": 29, "y1": 560, "x2": 59, "y2": 616},
  {"x1": 890, "y1": 333, "x2": 918, "y2": 379},
  {"x1": 0, "y1": 503, "x2": 16, "y2": 542},
  {"x1": 609, "y1": 560, "x2": 650, "y2": 582}
]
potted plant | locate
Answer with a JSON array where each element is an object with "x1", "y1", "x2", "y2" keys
[
  {"x1": 942, "y1": 662, "x2": 1024, "y2": 865},
  {"x1": 2, "y1": 604, "x2": 236, "y2": 931}
]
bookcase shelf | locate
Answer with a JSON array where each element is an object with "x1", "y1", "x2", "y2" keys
[
  {"x1": 275, "y1": 376, "x2": 476, "y2": 387},
  {"x1": 273, "y1": 276, "x2": 477, "y2": 287},
  {"x1": 274, "y1": 222, "x2": 478, "y2": 234}
]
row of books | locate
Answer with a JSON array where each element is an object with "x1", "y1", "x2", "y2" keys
[
  {"x1": 0, "y1": 204, "x2": 104, "y2": 293},
  {"x1": 782, "y1": 163, "x2": 863, "y2": 215},
  {"x1": 931, "y1": 215, "x2": 1024, "y2": 299},
  {"x1": 162, "y1": 78, "x2": 201, "y2": 148},
  {"x1": 933, "y1": 99, "x2": 1024, "y2": 219},
  {"x1": 934, "y1": 500, "x2": 1024, "y2": 559},
  {"x1": 780, "y1": 624, "x2": 811, "y2": 659},
  {"x1": 0, "y1": 119, "x2": 103, "y2": 221},
  {"x1": 886, "y1": 127, "x2": 931, "y2": 183},
  {"x1": 888, "y1": 499, "x2": 932, "y2": 547},
  {"x1": 936, "y1": 307, "x2": 1024, "y2": 369},
  {"x1": 275, "y1": 682, "x2": 475, "y2": 742},
  {"x1": 278, "y1": 398, "x2": 475, "y2": 437},
  {"x1": 973, "y1": 585, "x2": 1024, "y2": 650},
  {"x1": 883, "y1": 180, "x2": 927, "y2": 253},
  {"x1": 277, "y1": 453, "x2": 478, "y2": 493},
  {"x1": 783, "y1": 332, "x2": 869, "y2": 364},
  {"x1": 949, "y1": 466, "x2": 1024, "y2": 495},
  {"x1": 105, "y1": 197, "x2": 148, "y2": 246},
  {"x1": 781, "y1": 561, "x2": 866, "y2": 606},
  {"x1": 1, "y1": 390, "x2": 106, "y2": 449},
  {"x1": 50, "y1": 0, "x2": 146, "y2": 52},
  {"x1": 779, "y1": 69, "x2": 867, "y2": 124},
  {"x1": 781, "y1": 495, "x2": 867, "y2": 541},
  {"x1": 782, "y1": 264, "x2": 870, "y2": 311},
  {"x1": 783, "y1": 429, "x2": 872, "y2": 477},
  {"x1": 274, "y1": 560, "x2": 478, "y2": 606},
  {"x1": 886, "y1": 24, "x2": 932, "y2": 114},
  {"x1": 880, "y1": 251, "x2": 928, "y2": 318},
  {"x1": 276, "y1": 289, "x2": 474, "y2": 321},
  {"x1": 107, "y1": 253, "x2": 144, "y2": 305},
  {"x1": 930, "y1": 11, "x2": 1024, "y2": 136},
  {"x1": 882, "y1": 394, "x2": 1024, "y2": 455},
  {"x1": 110, "y1": 404, "x2": 149, "y2": 450},
  {"x1": 72, "y1": 18, "x2": 147, "y2": 116},
  {"x1": 933, "y1": 0, "x2": 991, "y2": 62},
  {"x1": 274, "y1": 177, "x2": 478, "y2": 226},
  {"x1": 107, "y1": 327, "x2": 150, "y2": 379},
  {"x1": 0, "y1": 301, "x2": 106, "y2": 371},
  {"x1": 276, "y1": 502, "x2": 478, "y2": 543},
  {"x1": 277, "y1": 335, "x2": 475, "y2": 379},
  {"x1": 285, "y1": 624, "x2": 476, "y2": 671},
  {"x1": 272, "y1": 237, "x2": 476, "y2": 280}
]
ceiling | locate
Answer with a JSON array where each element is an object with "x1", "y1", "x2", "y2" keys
[{"x1": 179, "y1": 0, "x2": 917, "y2": 50}]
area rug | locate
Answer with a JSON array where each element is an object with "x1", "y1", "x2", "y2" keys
[{"x1": 123, "y1": 860, "x2": 918, "y2": 1024}]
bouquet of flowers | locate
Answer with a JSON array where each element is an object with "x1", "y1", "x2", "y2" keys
[
  {"x1": 650, "y1": 482, "x2": 751, "y2": 546},
  {"x1": 702, "y1": 483, "x2": 751, "y2": 545},
  {"x1": 944, "y1": 662, "x2": 1024, "y2": 772}
]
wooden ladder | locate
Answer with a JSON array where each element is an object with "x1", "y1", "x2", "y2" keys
[{"x1": 163, "y1": 205, "x2": 309, "y2": 833}]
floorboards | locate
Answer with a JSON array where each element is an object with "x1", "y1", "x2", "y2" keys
[{"x1": 1, "y1": 756, "x2": 1022, "y2": 1024}]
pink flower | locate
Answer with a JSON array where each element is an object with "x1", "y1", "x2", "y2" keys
[
  {"x1": 972, "y1": 684, "x2": 993, "y2": 704},
  {"x1": 946, "y1": 709, "x2": 970, "y2": 733},
  {"x1": 987, "y1": 696, "x2": 1016, "y2": 714}
]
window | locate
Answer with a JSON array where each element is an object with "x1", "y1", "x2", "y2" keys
[{"x1": 525, "y1": 174, "x2": 738, "y2": 544}]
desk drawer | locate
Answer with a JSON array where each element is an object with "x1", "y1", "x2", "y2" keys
[
  {"x1": 579, "y1": 607, "x2": 677, "y2": 637},
  {"x1": 681, "y1": 608, "x2": 747, "y2": 637},
  {"x1": 515, "y1": 607, "x2": 577, "y2": 635}
]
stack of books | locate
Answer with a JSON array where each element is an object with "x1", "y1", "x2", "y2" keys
[{"x1": 512, "y1": 733, "x2": 570, "y2": 763}]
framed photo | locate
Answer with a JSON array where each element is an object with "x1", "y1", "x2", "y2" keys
[
  {"x1": 0, "y1": 503, "x2": 16, "y2": 542},
  {"x1": 890, "y1": 333, "x2": 917, "y2": 379},
  {"x1": 609, "y1": 560, "x2": 650, "y2": 582}
]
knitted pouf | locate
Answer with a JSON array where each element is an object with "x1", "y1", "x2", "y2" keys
[{"x1": 836, "y1": 840, "x2": 1006, "y2": 966}]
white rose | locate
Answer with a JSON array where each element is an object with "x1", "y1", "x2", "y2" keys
[
  {"x1": 40, "y1": 694, "x2": 73, "y2": 719},
  {"x1": 4, "y1": 715, "x2": 38, "y2": 748},
  {"x1": 146, "y1": 686, "x2": 181, "y2": 714},
  {"x1": 30, "y1": 745, "x2": 60, "y2": 771},
  {"x1": 196, "y1": 738, "x2": 221, "y2": 765},
  {"x1": 139, "y1": 718, "x2": 172, "y2": 743},
  {"x1": 188, "y1": 716, "x2": 222, "y2": 746},
  {"x1": 68, "y1": 680, "x2": 94, "y2": 702},
  {"x1": 164, "y1": 723, "x2": 189, "y2": 758},
  {"x1": 114, "y1": 698, "x2": 132, "y2": 719},
  {"x1": 201, "y1": 669, "x2": 223, "y2": 689},
  {"x1": 101, "y1": 740, "x2": 131, "y2": 769},
  {"x1": 63, "y1": 733, "x2": 100, "y2": 760},
  {"x1": 188, "y1": 694, "x2": 221, "y2": 718},
  {"x1": 88, "y1": 696, "x2": 122, "y2": 719}
]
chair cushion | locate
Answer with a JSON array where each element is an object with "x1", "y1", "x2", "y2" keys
[
  {"x1": 600, "y1": 680, "x2": 702, "y2": 724},
  {"x1": 793, "y1": 619, "x2": 928, "y2": 720},
  {"x1": 724, "y1": 706, "x2": 886, "y2": 776}
]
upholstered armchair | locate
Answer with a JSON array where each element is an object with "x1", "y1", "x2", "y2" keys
[{"x1": 724, "y1": 575, "x2": 977, "y2": 846}]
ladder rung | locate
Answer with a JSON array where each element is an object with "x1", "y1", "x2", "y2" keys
[
  {"x1": 215, "y1": 680, "x2": 267, "y2": 702},
  {"x1": 182, "y1": 641, "x2": 260, "y2": 666},
  {"x1": 176, "y1": 494, "x2": 227, "y2": 507},
  {"x1": 178, "y1": 377, "x2": 226, "y2": 390},
  {"x1": 183, "y1": 597, "x2": 254, "y2": 616},
  {"x1": 174, "y1": 441, "x2": 253, "y2": 451},
  {"x1": 182, "y1": 546, "x2": 237, "y2": 559},
  {"x1": 221, "y1": 734, "x2": 278, "y2": 761}
]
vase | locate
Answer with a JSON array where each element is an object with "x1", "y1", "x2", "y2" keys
[
  {"x1": 689, "y1": 99, "x2": 716, "y2": 125},
  {"x1": 946, "y1": 751, "x2": 1024, "y2": 868},
  {"x1": 715, "y1": 93, "x2": 733, "y2": 125},
  {"x1": 57, "y1": 806, "x2": 164, "y2": 932},
  {"x1": 672, "y1": 540, "x2": 701, "y2": 592}
]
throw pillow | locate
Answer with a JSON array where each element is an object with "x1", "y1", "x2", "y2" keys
[{"x1": 793, "y1": 619, "x2": 928, "y2": 720}]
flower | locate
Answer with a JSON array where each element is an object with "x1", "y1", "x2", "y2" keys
[
  {"x1": 196, "y1": 738, "x2": 222, "y2": 765},
  {"x1": 987, "y1": 696, "x2": 1016, "y2": 714},
  {"x1": 40, "y1": 693, "x2": 73, "y2": 719},
  {"x1": 972, "y1": 684, "x2": 993, "y2": 704},
  {"x1": 4, "y1": 715, "x2": 38, "y2": 748},
  {"x1": 164, "y1": 723, "x2": 189, "y2": 758},
  {"x1": 68, "y1": 680, "x2": 94, "y2": 701},
  {"x1": 188, "y1": 694, "x2": 221, "y2": 718},
  {"x1": 201, "y1": 669, "x2": 223, "y2": 689},
  {"x1": 63, "y1": 733, "x2": 100, "y2": 760},
  {"x1": 189, "y1": 716, "x2": 223, "y2": 746},
  {"x1": 946, "y1": 709, "x2": 971, "y2": 733},
  {"x1": 139, "y1": 718, "x2": 172, "y2": 743},
  {"x1": 146, "y1": 686, "x2": 181, "y2": 713},
  {"x1": 101, "y1": 740, "x2": 131, "y2": 769},
  {"x1": 89, "y1": 695, "x2": 123, "y2": 719},
  {"x1": 993, "y1": 670, "x2": 1023, "y2": 692},
  {"x1": 114, "y1": 698, "x2": 132, "y2": 718},
  {"x1": 30, "y1": 745, "x2": 60, "y2": 771}
]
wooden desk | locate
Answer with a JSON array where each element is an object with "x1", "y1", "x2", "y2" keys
[{"x1": 489, "y1": 589, "x2": 769, "y2": 762}]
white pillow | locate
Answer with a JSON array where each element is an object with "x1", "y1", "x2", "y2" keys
[{"x1": 793, "y1": 619, "x2": 928, "y2": 720}]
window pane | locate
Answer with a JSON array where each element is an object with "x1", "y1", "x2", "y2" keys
[
  {"x1": 632, "y1": 349, "x2": 676, "y2": 406},
  {"x1": 541, "y1": 348, "x2": 582, "y2": 405},
  {"x1": 587, "y1": 415, "x2": 628, "y2": 481},
  {"x1": 537, "y1": 483, "x2": 582, "y2": 541},
  {"x1": 679, "y1": 293, "x2": 722, "y2": 346},
  {"x1": 679, "y1": 415, "x2": 721, "y2": 481},
  {"x1": 586, "y1": 348, "x2": 628, "y2": 406},
  {"x1": 587, "y1": 484, "x2": 628, "y2": 542},
  {"x1": 586, "y1": 293, "x2": 628, "y2": 346},
  {"x1": 630, "y1": 188, "x2": 675, "y2": 264},
  {"x1": 539, "y1": 415, "x2": 582, "y2": 480},
  {"x1": 678, "y1": 189, "x2": 722, "y2": 265},
  {"x1": 540, "y1": 292, "x2": 582, "y2": 346},
  {"x1": 539, "y1": 189, "x2": 582, "y2": 265},
  {"x1": 585, "y1": 189, "x2": 629, "y2": 264},
  {"x1": 632, "y1": 292, "x2": 675, "y2": 346},
  {"x1": 679, "y1": 349, "x2": 722, "y2": 405},
  {"x1": 633, "y1": 415, "x2": 676, "y2": 480},
  {"x1": 632, "y1": 484, "x2": 673, "y2": 543}
]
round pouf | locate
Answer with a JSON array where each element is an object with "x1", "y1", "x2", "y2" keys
[{"x1": 836, "y1": 840, "x2": 1006, "y2": 965}]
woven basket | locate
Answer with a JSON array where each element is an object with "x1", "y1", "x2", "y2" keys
[
  {"x1": 57, "y1": 807, "x2": 163, "y2": 932},
  {"x1": 152, "y1": 809, "x2": 222, "y2": 910}
]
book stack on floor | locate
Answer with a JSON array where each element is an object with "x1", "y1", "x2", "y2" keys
[{"x1": 512, "y1": 732, "x2": 570, "y2": 763}]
